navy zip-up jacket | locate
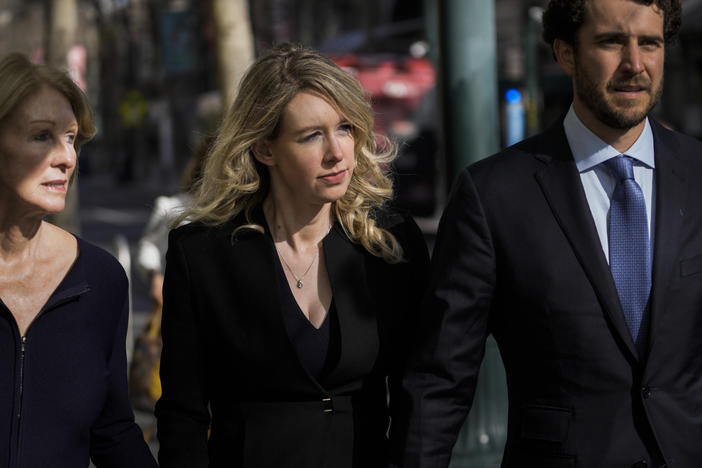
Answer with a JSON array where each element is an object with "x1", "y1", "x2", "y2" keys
[{"x1": 0, "y1": 238, "x2": 157, "y2": 468}]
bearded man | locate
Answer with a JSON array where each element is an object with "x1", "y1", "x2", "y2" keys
[{"x1": 399, "y1": 1, "x2": 702, "y2": 467}]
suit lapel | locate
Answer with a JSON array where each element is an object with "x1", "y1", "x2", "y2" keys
[
  {"x1": 323, "y1": 225, "x2": 379, "y2": 388},
  {"x1": 647, "y1": 120, "x2": 686, "y2": 358},
  {"x1": 534, "y1": 121, "x2": 639, "y2": 360}
]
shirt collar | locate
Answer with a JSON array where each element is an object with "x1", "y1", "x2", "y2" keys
[{"x1": 563, "y1": 104, "x2": 655, "y2": 172}]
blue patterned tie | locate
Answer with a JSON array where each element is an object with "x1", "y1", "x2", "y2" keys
[{"x1": 605, "y1": 155, "x2": 651, "y2": 352}]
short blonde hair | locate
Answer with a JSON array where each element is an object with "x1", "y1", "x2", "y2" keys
[
  {"x1": 0, "y1": 52, "x2": 96, "y2": 153},
  {"x1": 181, "y1": 43, "x2": 404, "y2": 263}
]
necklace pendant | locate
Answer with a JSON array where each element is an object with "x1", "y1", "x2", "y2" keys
[{"x1": 296, "y1": 280, "x2": 304, "y2": 288}]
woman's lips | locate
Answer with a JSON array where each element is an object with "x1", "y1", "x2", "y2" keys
[
  {"x1": 319, "y1": 169, "x2": 347, "y2": 184},
  {"x1": 42, "y1": 180, "x2": 67, "y2": 192}
]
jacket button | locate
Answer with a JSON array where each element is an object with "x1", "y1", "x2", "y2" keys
[
  {"x1": 322, "y1": 397, "x2": 333, "y2": 413},
  {"x1": 630, "y1": 460, "x2": 648, "y2": 468},
  {"x1": 642, "y1": 386, "x2": 652, "y2": 399}
]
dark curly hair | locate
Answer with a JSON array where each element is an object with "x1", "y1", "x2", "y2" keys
[{"x1": 542, "y1": 0, "x2": 682, "y2": 51}]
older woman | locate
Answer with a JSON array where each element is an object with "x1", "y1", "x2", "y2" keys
[
  {"x1": 155, "y1": 43, "x2": 429, "y2": 468},
  {"x1": 0, "y1": 53, "x2": 156, "y2": 467}
]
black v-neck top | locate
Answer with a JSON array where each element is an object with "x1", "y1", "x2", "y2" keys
[{"x1": 274, "y1": 252, "x2": 340, "y2": 381}]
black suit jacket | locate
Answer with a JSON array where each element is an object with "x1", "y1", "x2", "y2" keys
[
  {"x1": 401, "y1": 118, "x2": 702, "y2": 468},
  {"x1": 155, "y1": 207, "x2": 428, "y2": 468}
]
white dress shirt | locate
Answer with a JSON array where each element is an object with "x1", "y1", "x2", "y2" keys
[{"x1": 563, "y1": 105, "x2": 656, "y2": 263}]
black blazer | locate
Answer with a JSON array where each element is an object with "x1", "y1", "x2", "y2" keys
[
  {"x1": 401, "y1": 118, "x2": 702, "y2": 468},
  {"x1": 156, "y1": 206, "x2": 429, "y2": 468}
]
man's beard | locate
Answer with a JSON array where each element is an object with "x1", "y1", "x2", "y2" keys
[{"x1": 574, "y1": 63, "x2": 663, "y2": 130}]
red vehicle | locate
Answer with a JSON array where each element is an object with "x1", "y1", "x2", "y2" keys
[
  {"x1": 332, "y1": 53, "x2": 435, "y2": 136},
  {"x1": 330, "y1": 52, "x2": 438, "y2": 216}
]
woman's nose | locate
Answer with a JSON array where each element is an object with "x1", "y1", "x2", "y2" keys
[
  {"x1": 53, "y1": 140, "x2": 77, "y2": 170},
  {"x1": 326, "y1": 135, "x2": 344, "y2": 161}
]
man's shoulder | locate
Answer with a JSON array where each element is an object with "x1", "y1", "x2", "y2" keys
[
  {"x1": 465, "y1": 123, "x2": 565, "y2": 180},
  {"x1": 651, "y1": 118, "x2": 702, "y2": 149},
  {"x1": 649, "y1": 119, "x2": 702, "y2": 174}
]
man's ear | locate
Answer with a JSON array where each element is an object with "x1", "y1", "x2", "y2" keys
[
  {"x1": 553, "y1": 39, "x2": 576, "y2": 77},
  {"x1": 252, "y1": 140, "x2": 275, "y2": 167}
]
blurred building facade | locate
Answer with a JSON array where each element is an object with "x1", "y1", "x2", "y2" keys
[{"x1": 1, "y1": 0, "x2": 699, "y2": 210}]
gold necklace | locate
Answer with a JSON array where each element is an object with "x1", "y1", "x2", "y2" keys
[{"x1": 277, "y1": 247, "x2": 319, "y2": 289}]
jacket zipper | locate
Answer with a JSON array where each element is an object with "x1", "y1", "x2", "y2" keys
[
  {"x1": 15, "y1": 335, "x2": 27, "y2": 468},
  {"x1": 16, "y1": 292, "x2": 80, "y2": 417},
  {"x1": 18, "y1": 336, "x2": 26, "y2": 419},
  {"x1": 8, "y1": 286, "x2": 89, "y2": 468}
]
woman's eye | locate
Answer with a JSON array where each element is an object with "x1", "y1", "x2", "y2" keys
[
  {"x1": 33, "y1": 131, "x2": 50, "y2": 142},
  {"x1": 302, "y1": 132, "x2": 321, "y2": 142},
  {"x1": 338, "y1": 124, "x2": 353, "y2": 134},
  {"x1": 66, "y1": 133, "x2": 76, "y2": 144}
]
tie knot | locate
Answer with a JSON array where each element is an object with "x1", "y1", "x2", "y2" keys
[{"x1": 604, "y1": 155, "x2": 635, "y2": 181}]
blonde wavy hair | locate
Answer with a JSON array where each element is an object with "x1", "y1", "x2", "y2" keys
[{"x1": 179, "y1": 43, "x2": 404, "y2": 263}]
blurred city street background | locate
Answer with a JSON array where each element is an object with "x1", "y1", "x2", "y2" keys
[
  {"x1": 2, "y1": 0, "x2": 702, "y2": 465},
  {"x1": 80, "y1": 173, "x2": 163, "y2": 457}
]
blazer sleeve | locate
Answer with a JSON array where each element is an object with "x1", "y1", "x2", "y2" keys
[
  {"x1": 386, "y1": 212, "x2": 430, "y2": 460},
  {"x1": 156, "y1": 229, "x2": 211, "y2": 467},
  {"x1": 400, "y1": 169, "x2": 496, "y2": 468},
  {"x1": 89, "y1": 278, "x2": 158, "y2": 468}
]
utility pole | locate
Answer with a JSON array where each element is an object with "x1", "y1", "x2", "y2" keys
[
  {"x1": 438, "y1": 0, "x2": 500, "y2": 184},
  {"x1": 211, "y1": 0, "x2": 255, "y2": 107},
  {"x1": 437, "y1": 1, "x2": 507, "y2": 467},
  {"x1": 47, "y1": 0, "x2": 81, "y2": 234},
  {"x1": 524, "y1": 6, "x2": 543, "y2": 137}
]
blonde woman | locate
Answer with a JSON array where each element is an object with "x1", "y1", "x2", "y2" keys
[{"x1": 155, "y1": 43, "x2": 429, "y2": 468}]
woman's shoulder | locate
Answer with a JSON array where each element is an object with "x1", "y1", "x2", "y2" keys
[
  {"x1": 41, "y1": 222, "x2": 123, "y2": 280},
  {"x1": 372, "y1": 205, "x2": 420, "y2": 236},
  {"x1": 168, "y1": 210, "x2": 254, "y2": 248},
  {"x1": 56, "y1": 236, "x2": 131, "y2": 309},
  {"x1": 372, "y1": 205, "x2": 429, "y2": 264},
  {"x1": 74, "y1": 237, "x2": 127, "y2": 280}
]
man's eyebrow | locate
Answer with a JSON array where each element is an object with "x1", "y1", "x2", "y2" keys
[
  {"x1": 593, "y1": 32, "x2": 664, "y2": 42},
  {"x1": 638, "y1": 34, "x2": 664, "y2": 43}
]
